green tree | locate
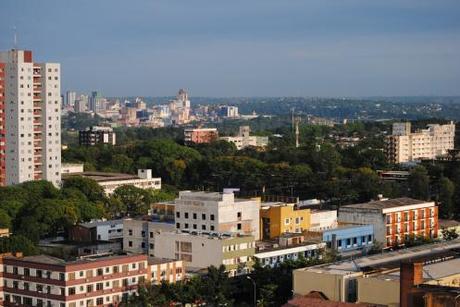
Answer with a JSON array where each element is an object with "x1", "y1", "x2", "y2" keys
[
  {"x1": 438, "y1": 177, "x2": 455, "y2": 218},
  {"x1": 112, "y1": 185, "x2": 152, "y2": 216},
  {"x1": 0, "y1": 235, "x2": 39, "y2": 256},
  {"x1": 408, "y1": 166, "x2": 430, "y2": 200},
  {"x1": 0, "y1": 209, "x2": 12, "y2": 229},
  {"x1": 62, "y1": 176, "x2": 106, "y2": 202},
  {"x1": 202, "y1": 265, "x2": 233, "y2": 307},
  {"x1": 441, "y1": 228, "x2": 459, "y2": 241}
]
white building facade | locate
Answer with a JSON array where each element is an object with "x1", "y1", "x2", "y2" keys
[
  {"x1": 174, "y1": 191, "x2": 261, "y2": 240},
  {"x1": 0, "y1": 49, "x2": 61, "y2": 187},
  {"x1": 385, "y1": 122, "x2": 455, "y2": 164}
]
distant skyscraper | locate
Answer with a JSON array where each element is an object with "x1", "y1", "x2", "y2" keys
[
  {"x1": 89, "y1": 91, "x2": 104, "y2": 113},
  {"x1": 74, "y1": 94, "x2": 88, "y2": 113},
  {"x1": 66, "y1": 90, "x2": 77, "y2": 107},
  {"x1": 0, "y1": 49, "x2": 61, "y2": 186}
]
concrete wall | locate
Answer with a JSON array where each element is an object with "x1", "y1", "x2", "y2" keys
[
  {"x1": 338, "y1": 208, "x2": 386, "y2": 245},
  {"x1": 357, "y1": 277, "x2": 400, "y2": 306},
  {"x1": 154, "y1": 232, "x2": 223, "y2": 269},
  {"x1": 293, "y1": 269, "x2": 362, "y2": 302}
]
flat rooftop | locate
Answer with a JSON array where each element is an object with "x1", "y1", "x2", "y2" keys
[
  {"x1": 63, "y1": 172, "x2": 140, "y2": 182},
  {"x1": 374, "y1": 257, "x2": 460, "y2": 282},
  {"x1": 80, "y1": 219, "x2": 124, "y2": 228},
  {"x1": 148, "y1": 257, "x2": 180, "y2": 265},
  {"x1": 341, "y1": 197, "x2": 430, "y2": 210},
  {"x1": 297, "y1": 239, "x2": 460, "y2": 276},
  {"x1": 4, "y1": 253, "x2": 144, "y2": 266},
  {"x1": 439, "y1": 219, "x2": 460, "y2": 228}
]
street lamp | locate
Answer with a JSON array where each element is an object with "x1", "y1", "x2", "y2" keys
[{"x1": 246, "y1": 276, "x2": 256, "y2": 307}]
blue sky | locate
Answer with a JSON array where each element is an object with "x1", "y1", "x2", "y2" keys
[{"x1": 1, "y1": 0, "x2": 460, "y2": 97}]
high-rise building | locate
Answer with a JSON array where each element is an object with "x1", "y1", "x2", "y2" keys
[
  {"x1": 385, "y1": 122, "x2": 455, "y2": 164},
  {"x1": 0, "y1": 62, "x2": 6, "y2": 186},
  {"x1": 65, "y1": 90, "x2": 76, "y2": 107},
  {"x1": 169, "y1": 89, "x2": 191, "y2": 125},
  {"x1": 74, "y1": 95, "x2": 88, "y2": 113},
  {"x1": 0, "y1": 50, "x2": 61, "y2": 187},
  {"x1": 89, "y1": 91, "x2": 105, "y2": 113}
]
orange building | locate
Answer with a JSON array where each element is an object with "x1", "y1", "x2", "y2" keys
[
  {"x1": 184, "y1": 128, "x2": 219, "y2": 144},
  {"x1": 339, "y1": 198, "x2": 438, "y2": 248}
]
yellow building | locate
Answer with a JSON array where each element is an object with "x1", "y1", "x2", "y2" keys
[{"x1": 260, "y1": 203, "x2": 310, "y2": 240}]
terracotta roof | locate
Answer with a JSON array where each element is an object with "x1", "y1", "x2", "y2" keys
[{"x1": 283, "y1": 296, "x2": 377, "y2": 307}]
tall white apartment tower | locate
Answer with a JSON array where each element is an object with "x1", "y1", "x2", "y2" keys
[{"x1": 0, "y1": 50, "x2": 61, "y2": 187}]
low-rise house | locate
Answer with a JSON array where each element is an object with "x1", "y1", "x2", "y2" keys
[
  {"x1": 69, "y1": 219, "x2": 124, "y2": 242},
  {"x1": 255, "y1": 233, "x2": 325, "y2": 268}
]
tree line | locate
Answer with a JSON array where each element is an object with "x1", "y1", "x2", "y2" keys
[{"x1": 0, "y1": 178, "x2": 175, "y2": 253}]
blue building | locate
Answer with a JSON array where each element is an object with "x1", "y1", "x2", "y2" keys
[{"x1": 322, "y1": 224, "x2": 374, "y2": 253}]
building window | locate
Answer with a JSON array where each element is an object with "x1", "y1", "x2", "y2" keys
[
  {"x1": 210, "y1": 225, "x2": 215, "y2": 231},
  {"x1": 202, "y1": 213, "x2": 206, "y2": 220},
  {"x1": 193, "y1": 213, "x2": 197, "y2": 220},
  {"x1": 193, "y1": 224, "x2": 197, "y2": 229},
  {"x1": 176, "y1": 211, "x2": 180, "y2": 218},
  {"x1": 69, "y1": 287, "x2": 76, "y2": 295},
  {"x1": 237, "y1": 223, "x2": 242, "y2": 230},
  {"x1": 210, "y1": 214, "x2": 215, "y2": 221},
  {"x1": 128, "y1": 241, "x2": 133, "y2": 247},
  {"x1": 237, "y1": 212, "x2": 242, "y2": 218},
  {"x1": 97, "y1": 268, "x2": 103, "y2": 276},
  {"x1": 141, "y1": 231, "x2": 146, "y2": 237},
  {"x1": 96, "y1": 298, "x2": 103, "y2": 305},
  {"x1": 59, "y1": 273, "x2": 65, "y2": 281},
  {"x1": 202, "y1": 225, "x2": 206, "y2": 230},
  {"x1": 185, "y1": 212, "x2": 189, "y2": 219},
  {"x1": 176, "y1": 222, "x2": 180, "y2": 229},
  {"x1": 128, "y1": 229, "x2": 133, "y2": 236}
]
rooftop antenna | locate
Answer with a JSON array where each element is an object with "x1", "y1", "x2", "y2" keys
[{"x1": 13, "y1": 26, "x2": 18, "y2": 49}]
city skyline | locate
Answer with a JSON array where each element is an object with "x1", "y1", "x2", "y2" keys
[{"x1": 1, "y1": 0, "x2": 460, "y2": 97}]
